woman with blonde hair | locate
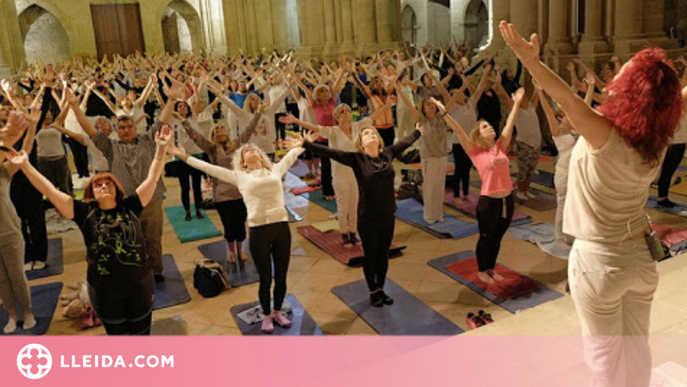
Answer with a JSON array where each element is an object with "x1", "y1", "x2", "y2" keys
[
  {"x1": 167, "y1": 132, "x2": 304, "y2": 334},
  {"x1": 432, "y1": 88, "x2": 524, "y2": 284}
]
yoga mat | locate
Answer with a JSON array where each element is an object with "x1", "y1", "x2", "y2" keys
[
  {"x1": 507, "y1": 223, "x2": 571, "y2": 260},
  {"x1": 297, "y1": 226, "x2": 405, "y2": 266},
  {"x1": 669, "y1": 180, "x2": 687, "y2": 196},
  {"x1": 428, "y1": 251, "x2": 563, "y2": 313},
  {"x1": 443, "y1": 191, "x2": 532, "y2": 226},
  {"x1": 230, "y1": 294, "x2": 324, "y2": 336},
  {"x1": 164, "y1": 204, "x2": 222, "y2": 243},
  {"x1": 305, "y1": 190, "x2": 338, "y2": 213},
  {"x1": 647, "y1": 196, "x2": 687, "y2": 218},
  {"x1": 151, "y1": 315, "x2": 187, "y2": 336},
  {"x1": 312, "y1": 219, "x2": 339, "y2": 233},
  {"x1": 532, "y1": 170, "x2": 555, "y2": 189},
  {"x1": 283, "y1": 171, "x2": 309, "y2": 221},
  {"x1": 651, "y1": 361, "x2": 687, "y2": 386},
  {"x1": 517, "y1": 189, "x2": 558, "y2": 212},
  {"x1": 26, "y1": 238, "x2": 64, "y2": 281},
  {"x1": 290, "y1": 186, "x2": 320, "y2": 195},
  {"x1": 197, "y1": 240, "x2": 260, "y2": 287},
  {"x1": 154, "y1": 254, "x2": 191, "y2": 310},
  {"x1": 652, "y1": 223, "x2": 687, "y2": 256},
  {"x1": 0, "y1": 282, "x2": 62, "y2": 336},
  {"x1": 395, "y1": 198, "x2": 479, "y2": 239},
  {"x1": 332, "y1": 279, "x2": 464, "y2": 336},
  {"x1": 288, "y1": 160, "x2": 311, "y2": 178}
]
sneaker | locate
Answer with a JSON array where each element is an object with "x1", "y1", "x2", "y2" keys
[
  {"x1": 379, "y1": 291, "x2": 394, "y2": 305},
  {"x1": 515, "y1": 192, "x2": 529, "y2": 201},
  {"x1": 185, "y1": 212, "x2": 192, "y2": 221},
  {"x1": 196, "y1": 210, "x2": 204, "y2": 219},
  {"x1": 478, "y1": 310, "x2": 494, "y2": 324},
  {"x1": 370, "y1": 292, "x2": 383, "y2": 308},
  {"x1": 658, "y1": 199, "x2": 677, "y2": 208},
  {"x1": 349, "y1": 233, "x2": 360, "y2": 246},
  {"x1": 466, "y1": 312, "x2": 486, "y2": 329},
  {"x1": 273, "y1": 312, "x2": 292, "y2": 328},
  {"x1": 261, "y1": 316, "x2": 274, "y2": 334},
  {"x1": 525, "y1": 191, "x2": 536, "y2": 199},
  {"x1": 342, "y1": 234, "x2": 352, "y2": 249},
  {"x1": 32, "y1": 261, "x2": 46, "y2": 270}
]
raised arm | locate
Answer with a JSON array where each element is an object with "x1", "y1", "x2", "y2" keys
[
  {"x1": 500, "y1": 21, "x2": 612, "y2": 149},
  {"x1": 169, "y1": 144, "x2": 239, "y2": 185},
  {"x1": 90, "y1": 86, "x2": 118, "y2": 112},
  {"x1": 302, "y1": 138, "x2": 357, "y2": 167},
  {"x1": 499, "y1": 87, "x2": 525, "y2": 149},
  {"x1": 388, "y1": 128, "x2": 422, "y2": 159},
  {"x1": 395, "y1": 81, "x2": 420, "y2": 122},
  {"x1": 368, "y1": 95, "x2": 397, "y2": 122},
  {"x1": 537, "y1": 86, "x2": 560, "y2": 137},
  {"x1": 135, "y1": 125, "x2": 170, "y2": 207},
  {"x1": 433, "y1": 98, "x2": 474, "y2": 153}
]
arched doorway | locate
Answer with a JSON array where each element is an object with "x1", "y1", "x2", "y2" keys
[
  {"x1": 402, "y1": 5, "x2": 418, "y2": 46},
  {"x1": 464, "y1": 0, "x2": 489, "y2": 49},
  {"x1": 18, "y1": 5, "x2": 70, "y2": 65},
  {"x1": 162, "y1": 0, "x2": 203, "y2": 54}
]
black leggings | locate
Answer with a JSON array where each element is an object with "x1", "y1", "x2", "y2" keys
[
  {"x1": 177, "y1": 161, "x2": 203, "y2": 212},
  {"x1": 215, "y1": 199, "x2": 247, "y2": 242},
  {"x1": 275, "y1": 113, "x2": 287, "y2": 142},
  {"x1": 452, "y1": 143, "x2": 473, "y2": 197},
  {"x1": 66, "y1": 137, "x2": 90, "y2": 178},
  {"x1": 658, "y1": 143, "x2": 686, "y2": 198},
  {"x1": 249, "y1": 222, "x2": 291, "y2": 315},
  {"x1": 358, "y1": 215, "x2": 395, "y2": 292},
  {"x1": 88, "y1": 273, "x2": 155, "y2": 335},
  {"x1": 318, "y1": 143, "x2": 335, "y2": 196},
  {"x1": 11, "y1": 176, "x2": 48, "y2": 263},
  {"x1": 475, "y1": 194, "x2": 514, "y2": 272}
]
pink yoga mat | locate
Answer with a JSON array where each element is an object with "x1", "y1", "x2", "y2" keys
[
  {"x1": 297, "y1": 226, "x2": 404, "y2": 266},
  {"x1": 445, "y1": 258, "x2": 541, "y2": 300},
  {"x1": 443, "y1": 191, "x2": 531, "y2": 222}
]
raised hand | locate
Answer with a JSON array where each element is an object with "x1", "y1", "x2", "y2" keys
[
  {"x1": 429, "y1": 97, "x2": 447, "y2": 115},
  {"x1": 5, "y1": 111, "x2": 29, "y2": 137},
  {"x1": 257, "y1": 102, "x2": 270, "y2": 114},
  {"x1": 303, "y1": 130, "x2": 319, "y2": 143},
  {"x1": 278, "y1": 114, "x2": 297, "y2": 125},
  {"x1": 499, "y1": 21, "x2": 540, "y2": 65},
  {"x1": 416, "y1": 122, "x2": 425, "y2": 136},
  {"x1": 512, "y1": 87, "x2": 526, "y2": 105},
  {"x1": 155, "y1": 125, "x2": 172, "y2": 148},
  {"x1": 566, "y1": 61, "x2": 576, "y2": 73},
  {"x1": 6, "y1": 149, "x2": 28, "y2": 167},
  {"x1": 165, "y1": 143, "x2": 187, "y2": 160}
]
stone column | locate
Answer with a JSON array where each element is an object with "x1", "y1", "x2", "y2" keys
[
  {"x1": 614, "y1": 0, "x2": 649, "y2": 56},
  {"x1": 353, "y1": 0, "x2": 377, "y2": 45},
  {"x1": 578, "y1": 0, "x2": 608, "y2": 57},
  {"x1": 510, "y1": 0, "x2": 538, "y2": 37},
  {"x1": 339, "y1": 0, "x2": 356, "y2": 55},
  {"x1": 375, "y1": 0, "x2": 392, "y2": 43},
  {"x1": 546, "y1": 0, "x2": 572, "y2": 52},
  {"x1": 0, "y1": 0, "x2": 25, "y2": 74},
  {"x1": 323, "y1": 0, "x2": 337, "y2": 54},
  {"x1": 297, "y1": 0, "x2": 324, "y2": 58},
  {"x1": 487, "y1": 0, "x2": 510, "y2": 49}
]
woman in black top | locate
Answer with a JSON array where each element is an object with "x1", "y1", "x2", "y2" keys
[
  {"x1": 8, "y1": 126, "x2": 172, "y2": 335},
  {"x1": 300, "y1": 125, "x2": 423, "y2": 307}
]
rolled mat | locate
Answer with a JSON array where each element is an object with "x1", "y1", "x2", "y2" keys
[
  {"x1": 154, "y1": 254, "x2": 191, "y2": 310},
  {"x1": 297, "y1": 225, "x2": 405, "y2": 266},
  {"x1": 428, "y1": 251, "x2": 563, "y2": 313},
  {"x1": 0, "y1": 282, "x2": 62, "y2": 335},
  {"x1": 395, "y1": 198, "x2": 479, "y2": 239},
  {"x1": 164, "y1": 204, "x2": 222, "y2": 243},
  {"x1": 230, "y1": 294, "x2": 324, "y2": 336},
  {"x1": 331, "y1": 279, "x2": 463, "y2": 336}
]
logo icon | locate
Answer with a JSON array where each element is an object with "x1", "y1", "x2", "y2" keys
[{"x1": 17, "y1": 344, "x2": 52, "y2": 379}]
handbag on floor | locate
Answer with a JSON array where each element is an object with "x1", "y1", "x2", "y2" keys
[{"x1": 193, "y1": 259, "x2": 230, "y2": 298}]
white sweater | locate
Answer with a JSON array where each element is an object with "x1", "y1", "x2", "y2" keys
[{"x1": 187, "y1": 147, "x2": 304, "y2": 227}]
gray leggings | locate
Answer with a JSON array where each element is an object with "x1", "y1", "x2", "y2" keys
[{"x1": 0, "y1": 234, "x2": 32, "y2": 313}]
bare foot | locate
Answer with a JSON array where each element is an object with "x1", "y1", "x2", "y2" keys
[
  {"x1": 228, "y1": 252, "x2": 236, "y2": 264},
  {"x1": 463, "y1": 195, "x2": 471, "y2": 202},
  {"x1": 491, "y1": 272, "x2": 504, "y2": 282},
  {"x1": 453, "y1": 197, "x2": 464, "y2": 206},
  {"x1": 239, "y1": 253, "x2": 248, "y2": 261},
  {"x1": 477, "y1": 271, "x2": 494, "y2": 284}
]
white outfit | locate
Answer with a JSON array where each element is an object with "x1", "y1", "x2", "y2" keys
[
  {"x1": 225, "y1": 88, "x2": 290, "y2": 154},
  {"x1": 552, "y1": 131, "x2": 577, "y2": 244},
  {"x1": 396, "y1": 84, "x2": 417, "y2": 141},
  {"x1": 513, "y1": 106, "x2": 541, "y2": 148},
  {"x1": 565, "y1": 130, "x2": 660, "y2": 387},
  {"x1": 318, "y1": 118, "x2": 372, "y2": 234}
]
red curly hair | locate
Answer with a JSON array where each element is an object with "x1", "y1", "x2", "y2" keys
[
  {"x1": 83, "y1": 172, "x2": 126, "y2": 204},
  {"x1": 597, "y1": 48, "x2": 684, "y2": 166}
]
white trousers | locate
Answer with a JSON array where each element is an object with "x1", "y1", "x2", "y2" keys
[
  {"x1": 421, "y1": 156, "x2": 447, "y2": 224},
  {"x1": 396, "y1": 105, "x2": 416, "y2": 142},
  {"x1": 333, "y1": 168, "x2": 359, "y2": 234},
  {"x1": 569, "y1": 239, "x2": 659, "y2": 387},
  {"x1": 554, "y1": 171, "x2": 574, "y2": 244}
]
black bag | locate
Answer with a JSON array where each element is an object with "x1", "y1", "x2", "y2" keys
[
  {"x1": 397, "y1": 169, "x2": 423, "y2": 202},
  {"x1": 193, "y1": 259, "x2": 230, "y2": 298},
  {"x1": 164, "y1": 160, "x2": 183, "y2": 178},
  {"x1": 398, "y1": 148, "x2": 421, "y2": 164}
]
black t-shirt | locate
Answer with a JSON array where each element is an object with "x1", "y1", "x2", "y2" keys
[{"x1": 72, "y1": 194, "x2": 150, "y2": 287}]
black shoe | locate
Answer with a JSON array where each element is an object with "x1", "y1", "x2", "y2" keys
[
  {"x1": 658, "y1": 199, "x2": 677, "y2": 208},
  {"x1": 185, "y1": 212, "x2": 192, "y2": 221},
  {"x1": 379, "y1": 291, "x2": 394, "y2": 305},
  {"x1": 196, "y1": 210, "x2": 204, "y2": 219},
  {"x1": 370, "y1": 292, "x2": 383, "y2": 308},
  {"x1": 342, "y1": 233, "x2": 352, "y2": 248},
  {"x1": 349, "y1": 233, "x2": 360, "y2": 245},
  {"x1": 154, "y1": 274, "x2": 165, "y2": 283}
]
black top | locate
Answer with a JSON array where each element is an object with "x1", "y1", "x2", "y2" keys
[
  {"x1": 303, "y1": 130, "x2": 421, "y2": 218},
  {"x1": 72, "y1": 193, "x2": 149, "y2": 287},
  {"x1": 477, "y1": 90, "x2": 502, "y2": 131}
]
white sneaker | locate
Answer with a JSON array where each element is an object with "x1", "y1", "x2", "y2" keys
[
  {"x1": 23, "y1": 261, "x2": 34, "y2": 272},
  {"x1": 33, "y1": 261, "x2": 46, "y2": 270},
  {"x1": 515, "y1": 192, "x2": 529, "y2": 201},
  {"x1": 525, "y1": 191, "x2": 536, "y2": 199}
]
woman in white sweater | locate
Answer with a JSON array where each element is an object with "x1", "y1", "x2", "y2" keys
[{"x1": 167, "y1": 139, "x2": 304, "y2": 335}]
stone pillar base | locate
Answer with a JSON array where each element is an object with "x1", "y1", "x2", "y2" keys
[
  {"x1": 545, "y1": 41, "x2": 575, "y2": 56},
  {"x1": 578, "y1": 38, "x2": 610, "y2": 57},
  {"x1": 613, "y1": 38, "x2": 651, "y2": 58}
]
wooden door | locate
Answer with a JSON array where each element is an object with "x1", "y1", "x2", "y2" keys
[{"x1": 91, "y1": 4, "x2": 146, "y2": 60}]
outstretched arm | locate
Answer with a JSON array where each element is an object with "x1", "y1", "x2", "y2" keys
[
  {"x1": 537, "y1": 86, "x2": 560, "y2": 137},
  {"x1": 433, "y1": 98, "x2": 474, "y2": 153},
  {"x1": 135, "y1": 125, "x2": 171, "y2": 207},
  {"x1": 499, "y1": 88, "x2": 525, "y2": 149}
]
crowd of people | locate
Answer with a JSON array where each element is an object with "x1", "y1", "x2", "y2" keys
[{"x1": 2, "y1": 23, "x2": 687, "y2": 386}]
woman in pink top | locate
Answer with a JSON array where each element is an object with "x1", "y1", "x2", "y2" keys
[{"x1": 432, "y1": 88, "x2": 524, "y2": 284}]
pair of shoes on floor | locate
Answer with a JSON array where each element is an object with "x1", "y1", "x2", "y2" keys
[
  {"x1": 261, "y1": 312, "x2": 292, "y2": 334},
  {"x1": 515, "y1": 191, "x2": 529, "y2": 201},
  {"x1": 23, "y1": 261, "x2": 47, "y2": 271},
  {"x1": 658, "y1": 198, "x2": 677, "y2": 209},
  {"x1": 342, "y1": 234, "x2": 353, "y2": 249},
  {"x1": 466, "y1": 310, "x2": 494, "y2": 329}
]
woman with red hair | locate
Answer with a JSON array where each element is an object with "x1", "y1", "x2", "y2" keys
[{"x1": 501, "y1": 22, "x2": 685, "y2": 387}]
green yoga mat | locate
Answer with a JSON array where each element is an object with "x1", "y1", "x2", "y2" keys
[
  {"x1": 305, "y1": 190, "x2": 338, "y2": 213},
  {"x1": 164, "y1": 205, "x2": 222, "y2": 243}
]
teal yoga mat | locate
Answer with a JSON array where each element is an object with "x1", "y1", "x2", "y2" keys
[{"x1": 164, "y1": 205, "x2": 222, "y2": 243}]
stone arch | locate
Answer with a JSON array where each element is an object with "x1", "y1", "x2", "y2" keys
[
  {"x1": 18, "y1": 4, "x2": 71, "y2": 65},
  {"x1": 463, "y1": 0, "x2": 489, "y2": 49},
  {"x1": 161, "y1": 0, "x2": 204, "y2": 54},
  {"x1": 401, "y1": 4, "x2": 419, "y2": 45}
]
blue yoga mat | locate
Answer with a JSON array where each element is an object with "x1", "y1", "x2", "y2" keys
[
  {"x1": 647, "y1": 196, "x2": 687, "y2": 218},
  {"x1": 305, "y1": 190, "x2": 338, "y2": 213},
  {"x1": 532, "y1": 170, "x2": 555, "y2": 189},
  {"x1": 507, "y1": 223, "x2": 570, "y2": 259},
  {"x1": 230, "y1": 294, "x2": 324, "y2": 336},
  {"x1": 332, "y1": 279, "x2": 464, "y2": 336},
  {"x1": 154, "y1": 254, "x2": 191, "y2": 310},
  {"x1": 395, "y1": 198, "x2": 479, "y2": 239},
  {"x1": 0, "y1": 282, "x2": 62, "y2": 336},
  {"x1": 164, "y1": 204, "x2": 223, "y2": 243},
  {"x1": 428, "y1": 251, "x2": 563, "y2": 313},
  {"x1": 197, "y1": 240, "x2": 260, "y2": 287},
  {"x1": 26, "y1": 238, "x2": 64, "y2": 281}
]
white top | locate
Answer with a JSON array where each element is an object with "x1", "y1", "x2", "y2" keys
[
  {"x1": 553, "y1": 132, "x2": 577, "y2": 178},
  {"x1": 85, "y1": 131, "x2": 119, "y2": 172},
  {"x1": 298, "y1": 98, "x2": 316, "y2": 131},
  {"x1": 187, "y1": 147, "x2": 305, "y2": 228},
  {"x1": 36, "y1": 127, "x2": 65, "y2": 158},
  {"x1": 169, "y1": 114, "x2": 203, "y2": 155},
  {"x1": 564, "y1": 130, "x2": 659, "y2": 242},
  {"x1": 449, "y1": 101, "x2": 478, "y2": 145},
  {"x1": 672, "y1": 115, "x2": 687, "y2": 144},
  {"x1": 514, "y1": 106, "x2": 541, "y2": 148},
  {"x1": 267, "y1": 85, "x2": 288, "y2": 113},
  {"x1": 318, "y1": 118, "x2": 372, "y2": 178}
]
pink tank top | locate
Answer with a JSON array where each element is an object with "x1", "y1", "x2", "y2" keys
[{"x1": 467, "y1": 140, "x2": 513, "y2": 196}]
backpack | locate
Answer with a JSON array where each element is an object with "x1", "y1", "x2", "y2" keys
[
  {"x1": 193, "y1": 259, "x2": 230, "y2": 298},
  {"x1": 397, "y1": 169, "x2": 424, "y2": 202}
]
